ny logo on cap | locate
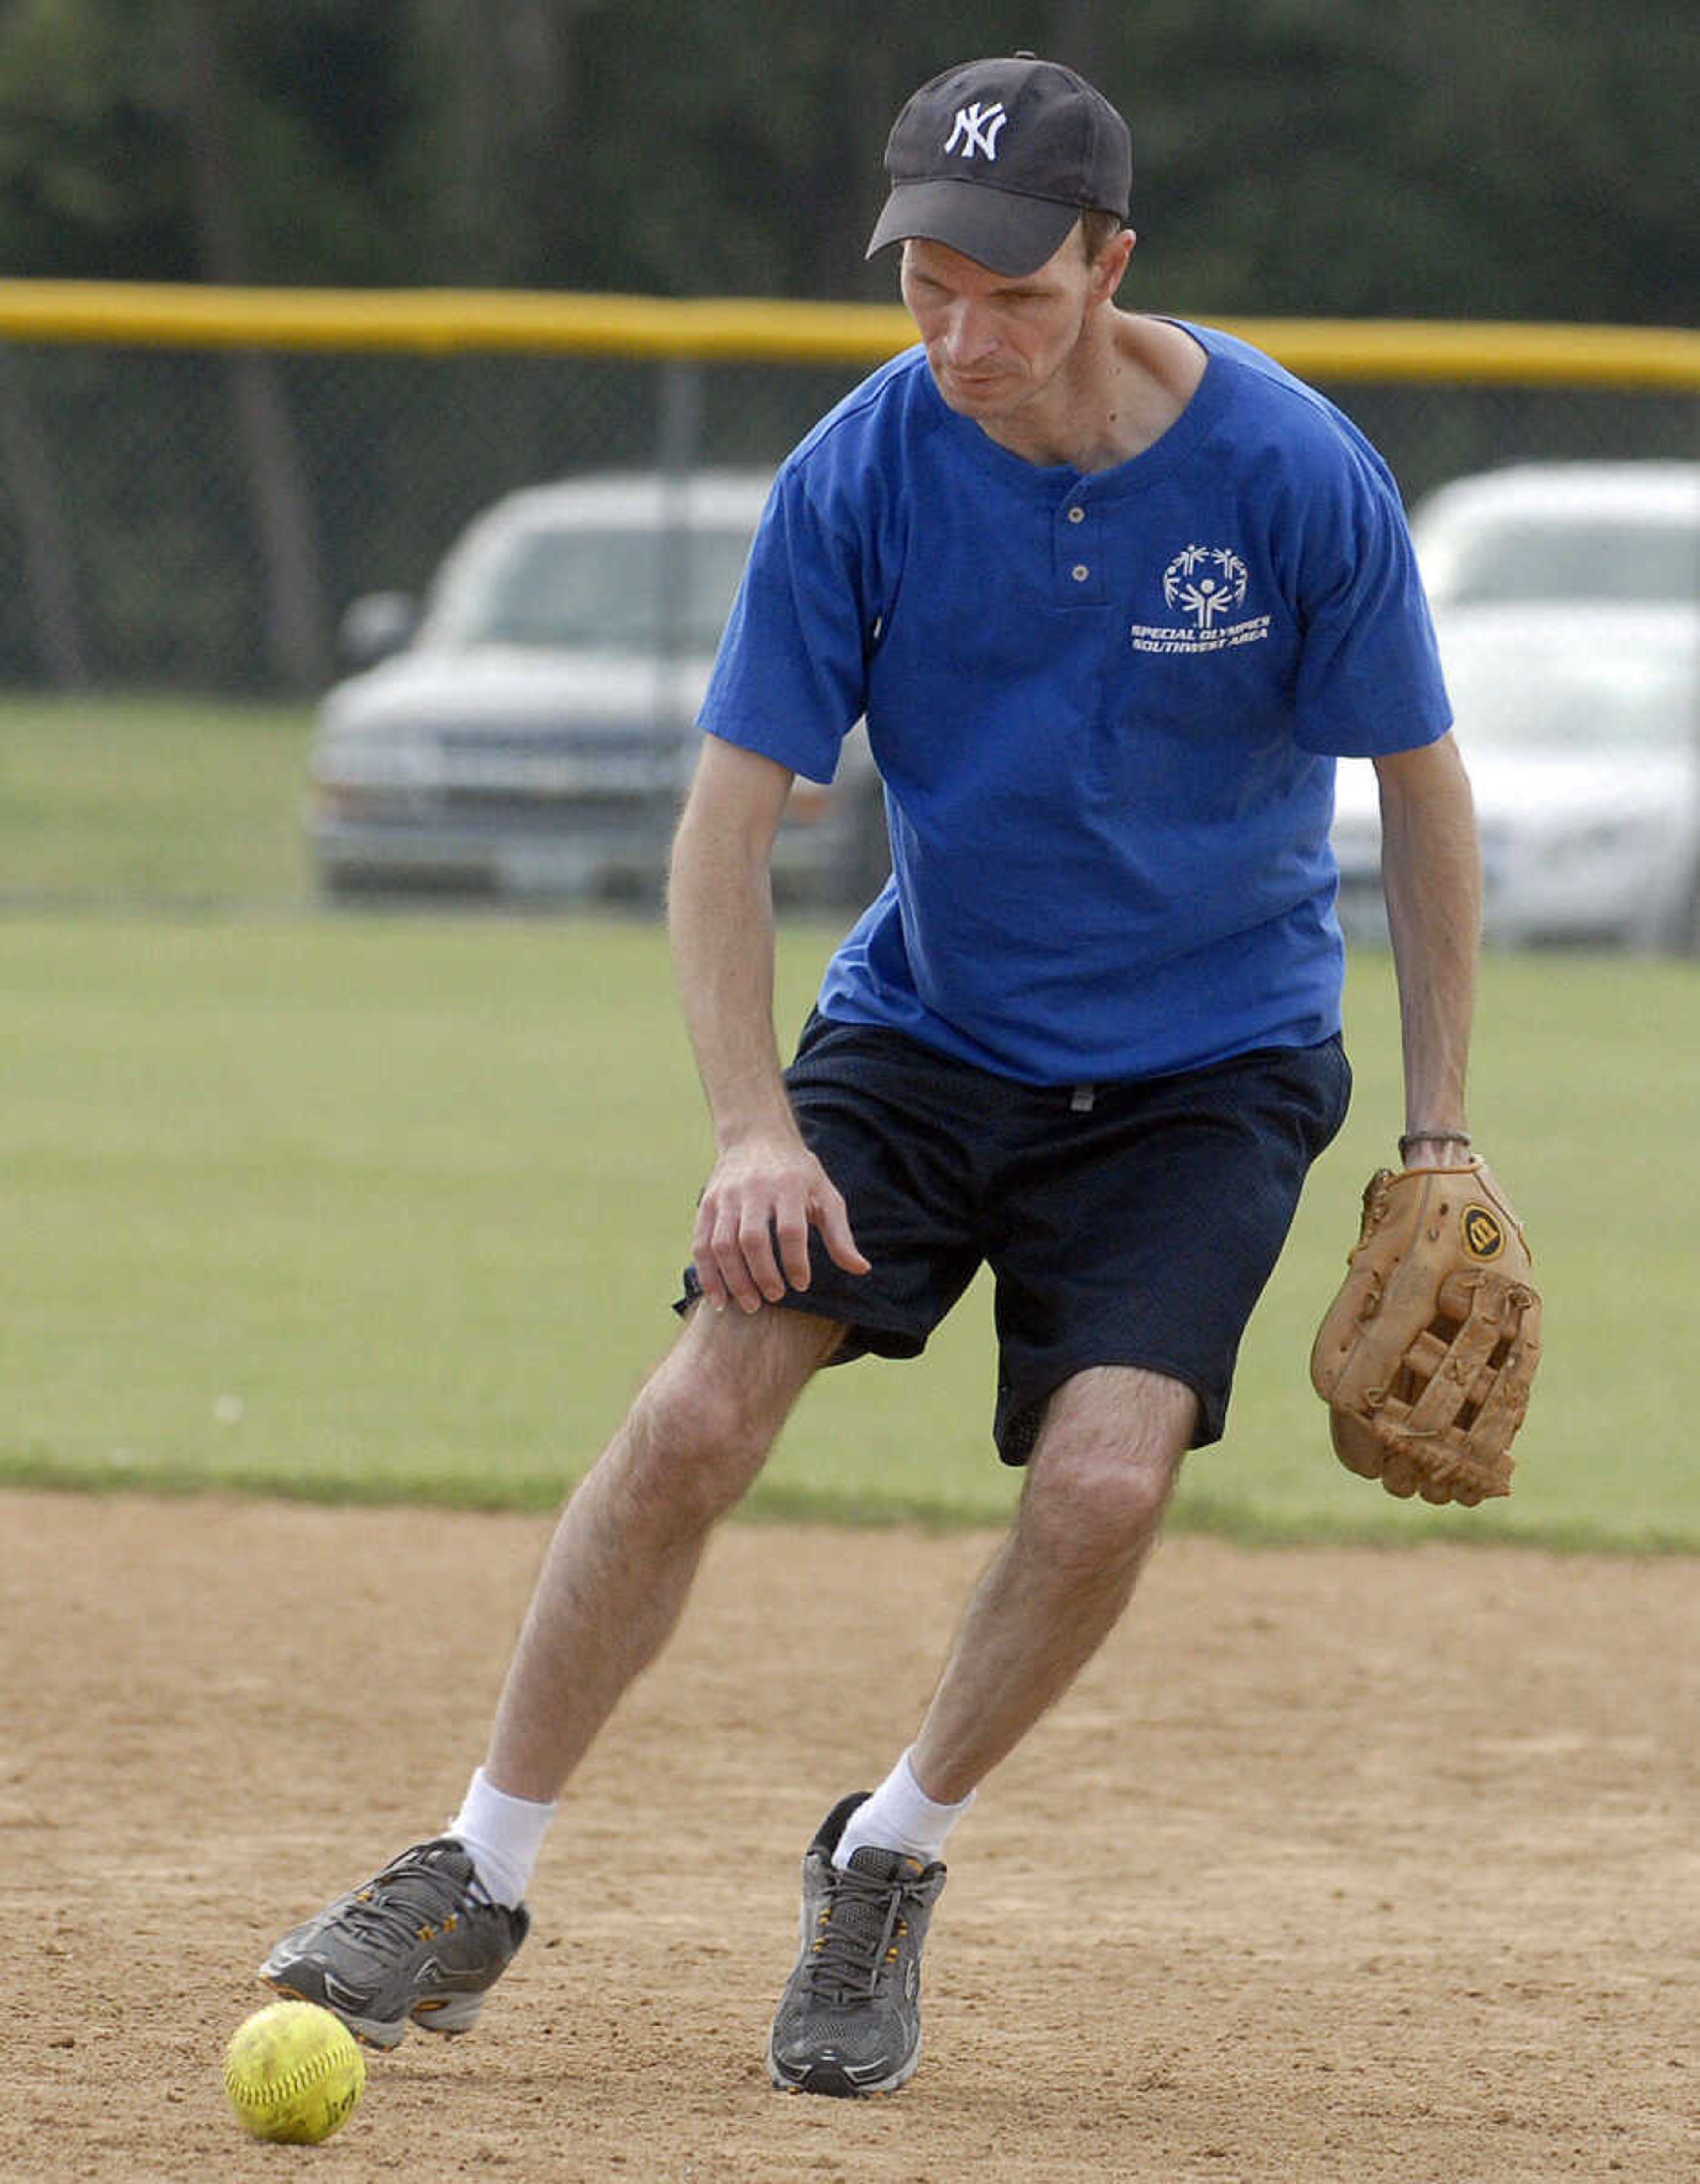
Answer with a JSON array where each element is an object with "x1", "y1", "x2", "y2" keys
[{"x1": 943, "y1": 100, "x2": 1007, "y2": 161}]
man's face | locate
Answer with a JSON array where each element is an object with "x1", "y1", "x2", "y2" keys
[{"x1": 900, "y1": 227, "x2": 1124, "y2": 425}]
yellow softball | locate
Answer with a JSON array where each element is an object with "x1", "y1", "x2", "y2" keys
[{"x1": 223, "y1": 1999, "x2": 365, "y2": 2145}]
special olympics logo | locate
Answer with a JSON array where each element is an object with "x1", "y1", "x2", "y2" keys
[{"x1": 1163, "y1": 545, "x2": 1249, "y2": 629}]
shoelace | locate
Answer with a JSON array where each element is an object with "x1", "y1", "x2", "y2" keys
[
  {"x1": 341, "y1": 1854, "x2": 481, "y2": 1950},
  {"x1": 803, "y1": 1867, "x2": 917, "y2": 2002}
]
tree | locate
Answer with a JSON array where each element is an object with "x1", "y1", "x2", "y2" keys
[
  {"x1": 0, "y1": 0, "x2": 1688, "y2": 693},
  {"x1": 178, "y1": 0, "x2": 328, "y2": 689}
]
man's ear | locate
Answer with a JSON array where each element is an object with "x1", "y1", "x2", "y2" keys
[{"x1": 1095, "y1": 228, "x2": 1136, "y2": 301}]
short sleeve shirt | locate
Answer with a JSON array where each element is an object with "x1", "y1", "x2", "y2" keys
[{"x1": 697, "y1": 322, "x2": 1451, "y2": 1085}]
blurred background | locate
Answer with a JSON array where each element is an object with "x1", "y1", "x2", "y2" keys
[
  {"x1": 0, "y1": 0, "x2": 1694, "y2": 1533},
  {"x1": 0, "y1": 0, "x2": 1692, "y2": 698}
]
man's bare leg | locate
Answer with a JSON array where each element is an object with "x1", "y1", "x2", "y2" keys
[
  {"x1": 905, "y1": 1365, "x2": 1193, "y2": 1806},
  {"x1": 768, "y1": 1366, "x2": 1192, "y2": 2095},
  {"x1": 260, "y1": 1302, "x2": 842, "y2": 2044},
  {"x1": 484, "y1": 1302, "x2": 843, "y2": 1802}
]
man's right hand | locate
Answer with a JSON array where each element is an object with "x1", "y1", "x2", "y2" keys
[{"x1": 691, "y1": 1132, "x2": 869, "y2": 1314}]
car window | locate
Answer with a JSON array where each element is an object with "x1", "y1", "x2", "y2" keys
[
  {"x1": 1442, "y1": 632, "x2": 1697, "y2": 751},
  {"x1": 1424, "y1": 516, "x2": 1700, "y2": 606},
  {"x1": 437, "y1": 523, "x2": 756, "y2": 652}
]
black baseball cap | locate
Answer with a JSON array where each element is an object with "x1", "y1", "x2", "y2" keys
[{"x1": 865, "y1": 54, "x2": 1132, "y2": 278}]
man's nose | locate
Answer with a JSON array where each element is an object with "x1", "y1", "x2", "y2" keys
[{"x1": 940, "y1": 303, "x2": 997, "y2": 363}]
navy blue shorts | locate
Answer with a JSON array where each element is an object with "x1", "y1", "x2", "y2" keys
[{"x1": 679, "y1": 1011, "x2": 1351, "y2": 1463}]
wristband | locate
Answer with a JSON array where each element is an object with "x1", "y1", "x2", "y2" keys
[{"x1": 1398, "y1": 1129, "x2": 1472, "y2": 1160}]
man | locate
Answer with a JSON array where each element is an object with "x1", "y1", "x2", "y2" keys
[{"x1": 262, "y1": 54, "x2": 1482, "y2": 2098}]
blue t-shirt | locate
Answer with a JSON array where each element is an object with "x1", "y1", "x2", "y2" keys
[{"x1": 697, "y1": 323, "x2": 1451, "y2": 1085}]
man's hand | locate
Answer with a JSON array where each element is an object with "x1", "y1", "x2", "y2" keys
[
  {"x1": 669, "y1": 736, "x2": 870, "y2": 1314},
  {"x1": 691, "y1": 1129, "x2": 869, "y2": 1314}
]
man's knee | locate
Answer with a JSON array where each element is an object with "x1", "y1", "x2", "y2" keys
[
  {"x1": 626, "y1": 1354, "x2": 770, "y2": 1513},
  {"x1": 617, "y1": 1307, "x2": 839, "y2": 1528},
  {"x1": 1021, "y1": 1445, "x2": 1178, "y2": 1579},
  {"x1": 1020, "y1": 1370, "x2": 1193, "y2": 1576}
]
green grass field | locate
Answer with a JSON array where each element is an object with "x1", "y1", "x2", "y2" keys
[
  {"x1": 0, "y1": 692, "x2": 312, "y2": 905},
  {"x1": 0, "y1": 696, "x2": 1695, "y2": 1548}
]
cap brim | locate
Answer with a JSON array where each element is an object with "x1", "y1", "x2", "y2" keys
[{"x1": 865, "y1": 180, "x2": 1082, "y2": 278}]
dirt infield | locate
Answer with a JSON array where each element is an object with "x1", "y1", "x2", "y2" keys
[{"x1": 4, "y1": 1489, "x2": 1694, "y2": 2182}]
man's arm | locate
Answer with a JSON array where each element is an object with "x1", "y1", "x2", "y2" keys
[
  {"x1": 1372, "y1": 730, "x2": 1482, "y2": 1169},
  {"x1": 668, "y1": 732, "x2": 869, "y2": 1313}
]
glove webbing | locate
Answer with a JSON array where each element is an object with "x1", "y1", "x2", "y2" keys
[{"x1": 1368, "y1": 1269, "x2": 1535, "y2": 1448}]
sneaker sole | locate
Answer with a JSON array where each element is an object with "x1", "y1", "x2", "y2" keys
[
  {"x1": 765, "y1": 2031, "x2": 921, "y2": 2099},
  {"x1": 261, "y1": 1975, "x2": 488, "y2": 2051}
]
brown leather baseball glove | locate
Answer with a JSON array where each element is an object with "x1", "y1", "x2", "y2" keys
[{"x1": 1310, "y1": 1160, "x2": 1541, "y2": 1505}]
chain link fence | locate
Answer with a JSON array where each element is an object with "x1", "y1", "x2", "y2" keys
[{"x1": 0, "y1": 294, "x2": 1694, "y2": 694}]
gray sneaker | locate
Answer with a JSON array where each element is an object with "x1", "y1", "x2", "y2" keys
[
  {"x1": 259, "y1": 1837, "x2": 529, "y2": 2050},
  {"x1": 767, "y1": 1792, "x2": 948, "y2": 2097}
]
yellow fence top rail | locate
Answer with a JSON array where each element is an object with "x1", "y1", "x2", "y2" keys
[{"x1": 0, "y1": 278, "x2": 1695, "y2": 390}]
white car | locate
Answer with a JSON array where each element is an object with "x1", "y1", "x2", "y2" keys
[
  {"x1": 1410, "y1": 460, "x2": 1699, "y2": 610},
  {"x1": 1332, "y1": 602, "x2": 1700, "y2": 952},
  {"x1": 307, "y1": 470, "x2": 888, "y2": 906}
]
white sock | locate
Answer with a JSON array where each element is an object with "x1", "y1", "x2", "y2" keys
[
  {"x1": 448, "y1": 1767, "x2": 556, "y2": 1907},
  {"x1": 835, "y1": 1749, "x2": 975, "y2": 1871}
]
